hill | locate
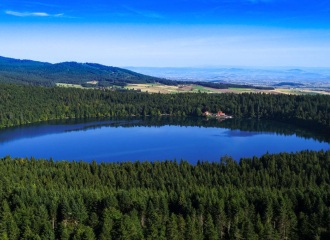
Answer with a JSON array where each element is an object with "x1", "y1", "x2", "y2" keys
[
  {"x1": 0, "y1": 56, "x2": 274, "y2": 90},
  {"x1": 273, "y1": 82, "x2": 304, "y2": 87},
  {"x1": 0, "y1": 56, "x2": 162, "y2": 87}
]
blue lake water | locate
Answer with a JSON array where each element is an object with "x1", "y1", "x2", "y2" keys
[{"x1": 0, "y1": 117, "x2": 329, "y2": 164}]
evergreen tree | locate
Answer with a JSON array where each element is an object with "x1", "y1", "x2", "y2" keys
[
  {"x1": 166, "y1": 213, "x2": 179, "y2": 240},
  {"x1": 204, "y1": 214, "x2": 218, "y2": 240}
]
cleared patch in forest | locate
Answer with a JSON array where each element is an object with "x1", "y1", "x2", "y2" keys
[{"x1": 56, "y1": 83, "x2": 85, "y2": 89}]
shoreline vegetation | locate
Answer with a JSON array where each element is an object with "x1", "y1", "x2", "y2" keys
[{"x1": 1, "y1": 83, "x2": 330, "y2": 133}]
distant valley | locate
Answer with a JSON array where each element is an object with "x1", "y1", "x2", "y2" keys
[
  {"x1": 127, "y1": 66, "x2": 330, "y2": 94},
  {"x1": 1, "y1": 56, "x2": 330, "y2": 95},
  {"x1": 0, "y1": 56, "x2": 274, "y2": 93}
]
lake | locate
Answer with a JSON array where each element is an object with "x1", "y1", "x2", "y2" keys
[{"x1": 0, "y1": 117, "x2": 329, "y2": 164}]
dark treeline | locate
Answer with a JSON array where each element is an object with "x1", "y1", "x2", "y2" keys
[
  {"x1": 156, "y1": 78, "x2": 274, "y2": 90},
  {"x1": 194, "y1": 81, "x2": 274, "y2": 91},
  {"x1": 273, "y1": 82, "x2": 304, "y2": 87},
  {"x1": 1, "y1": 83, "x2": 330, "y2": 133},
  {"x1": 1, "y1": 150, "x2": 330, "y2": 239}
]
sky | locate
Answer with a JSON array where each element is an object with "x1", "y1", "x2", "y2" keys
[{"x1": 0, "y1": 0, "x2": 330, "y2": 67}]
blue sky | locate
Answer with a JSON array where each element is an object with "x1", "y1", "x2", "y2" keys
[{"x1": 1, "y1": 0, "x2": 330, "y2": 67}]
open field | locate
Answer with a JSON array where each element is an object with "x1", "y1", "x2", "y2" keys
[
  {"x1": 56, "y1": 83, "x2": 85, "y2": 89},
  {"x1": 192, "y1": 85, "x2": 211, "y2": 92},
  {"x1": 86, "y1": 81, "x2": 98, "y2": 84},
  {"x1": 126, "y1": 83, "x2": 280, "y2": 94},
  {"x1": 228, "y1": 87, "x2": 254, "y2": 92},
  {"x1": 125, "y1": 83, "x2": 200, "y2": 94},
  {"x1": 273, "y1": 88, "x2": 330, "y2": 95},
  {"x1": 56, "y1": 82, "x2": 330, "y2": 95}
]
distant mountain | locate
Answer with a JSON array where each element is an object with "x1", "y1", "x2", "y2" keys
[
  {"x1": 273, "y1": 82, "x2": 304, "y2": 87},
  {"x1": 0, "y1": 57, "x2": 275, "y2": 90},
  {"x1": 0, "y1": 56, "x2": 162, "y2": 87},
  {"x1": 126, "y1": 67, "x2": 330, "y2": 84}
]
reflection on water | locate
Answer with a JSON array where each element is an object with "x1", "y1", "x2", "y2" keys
[
  {"x1": 0, "y1": 117, "x2": 329, "y2": 164},
  {"x1": 0, "y1": 119, "x2": 142, "y2": 143},
  {"x1": 221, "y1": 130, "x2": 261, "y2": 138}
]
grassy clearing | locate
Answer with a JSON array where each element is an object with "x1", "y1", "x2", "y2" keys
[
  {"x1": 302, "y1": 92, "x2": 319, "y2": 95},
  {"x1": 274, "y1": 89, "x2": 330, "y2": 95},
  {"x1": 144, "y1": 83, "x2": 162, "y2": 87},
  {"x1": 126, "y1": 84, "x2": 171, "y2": 93},
  {"x1": 55, "y1": 82, "x2": 328, "y2": 96},
  {"x1": 276, "y1": 89, "x2": 296, "y2": 93},
  {"x1": 228, "y1": 87, "x2": 253, "y2": 92},
  {"x1": 192, "y1": 86, "x2": 211, "y2": 92},
  {"x1": 127, "y1": 83, "x2": 269, "y2": 94},
  {"x1": 127, "y1": 83, "x2": 211, "y2": 94},
  {"x1": 56, "y1": 83, "x2": 85, "y2": 89},
  {"x1": 86, "y1": 81, "x2": 98, "y2": 84}
]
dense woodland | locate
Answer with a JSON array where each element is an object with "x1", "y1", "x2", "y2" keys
[
  {"x1": 1, "y1": 150, "x2": 330, "y2": 239},
  {"x1": 0, "y1": 83, "x2": 329, "y2": 133}
]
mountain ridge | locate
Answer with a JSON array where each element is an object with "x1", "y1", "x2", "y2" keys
[
  {"x1": 0, "y1": 56, "x2": 274, "y2": 91},
  {"x1": 0, "y1": 56, "x2": 162, "y2": 87}
]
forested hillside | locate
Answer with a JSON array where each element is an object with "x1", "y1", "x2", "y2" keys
[
  {"x1": 0, "y1": 56, "x2": 273, "y2": 90},
  {"x1": 1, "y1": 150, "x2": 330, "y2": 239},
  {"x1": 0, "y1": 56, "x2": 161, "y2": 87},
  {"x1": 0, "y1": 83, "x2": 329, "y2": 132}
]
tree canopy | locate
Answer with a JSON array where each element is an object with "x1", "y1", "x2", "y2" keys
[
  {"x1": 1, "y1": 150, "x2": 330, "y2": 239},
  {"x1": 0, "y1": 83, "x2": 329, "y2": 134}
]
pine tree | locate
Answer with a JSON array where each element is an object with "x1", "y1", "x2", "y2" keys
[
  {"x1": 203, "y1": 214, "x2": 218, "y2": 240},
  {"x1": 185, "y1": 216, "x2": 198, "y2": 240},
  {"x1": 82, "y1": 226, "x2": 96, "y2": 240},
  {"x1": 177, "y1": 215, "x2": 186, "y2": 240},
  {"x1": 166, "y1": 213, "x2": 179, "y2": 240},
  {"x1": 49, "y1": 200, "x2": 58, "y2": 231},
  {"x1": 58, "y1": 222, "x2": 70, "y2": 240},
  {"x1": 242, "y1": 220, "x2": 257, "y2": 240},
  {"x1": 145, "y1": 201, "x2": 160, "y2": 240},
  {"x1": 98, "y1": 208, "x2": 114, "y2": 240}
]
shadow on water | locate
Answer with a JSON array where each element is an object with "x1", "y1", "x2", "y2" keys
[{"x1": 0, "y1": 116, "x2": 329, "y2": 144}]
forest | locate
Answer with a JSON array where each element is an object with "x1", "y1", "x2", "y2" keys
[
  {"x1": 0, "y1": 83, "x2": 329, "y2": 133},
  {"x1": 1, "y1": 150, "x2": 330, "y2": 239}
]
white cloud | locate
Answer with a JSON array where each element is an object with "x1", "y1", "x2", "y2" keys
[{"x1": 5, "y1": 10, "x2": 63, "y2": 17}]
